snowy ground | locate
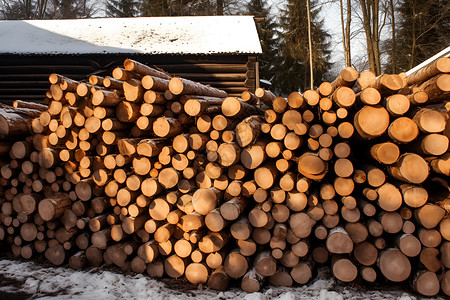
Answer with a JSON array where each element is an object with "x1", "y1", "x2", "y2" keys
[{"x1": 0, "y1": 257, "x2": 444, "y2": 300}]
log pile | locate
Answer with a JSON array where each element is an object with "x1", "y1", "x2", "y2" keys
[{"x1": 0, "y1": 57, "x2": 449, "y2": 296}]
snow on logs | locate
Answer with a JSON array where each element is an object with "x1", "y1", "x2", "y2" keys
[{"x1": 0, "y1": 58, "x2": 449, "y2": 296}]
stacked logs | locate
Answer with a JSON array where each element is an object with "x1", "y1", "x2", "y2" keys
[{"x1": 0, "y1": 57, "x2": 449, "y2": 297}]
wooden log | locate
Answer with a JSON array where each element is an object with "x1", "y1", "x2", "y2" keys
[
  {"x1": 0, "y1": 108, "x2": 41, "y2": 138},
  {"x1": 331, "y1": 66, "x2": 359, "y2": 89},
  {"x1": 441, "y1": 269, "x2": 450, "y2": 296},
  {"x1": 183, "y1": 96, "x2": 223, "y2": 116},
  {"x1": 326, "y1": 227, "x2": 353, "y2": 254},
  {"x1": 413, "y1": 270, "x2": 440, "y2": 296},
  {"x1": 388, "y1": 117, "x2": 419, "y2": 143},
  {"x1": 388, "y1": 153, "x2": 429, "y2": 184},
  {"x1": 415, "y1": 204, "x2": 445, "y2": 229},
  {"x1": 241, "y1": 90, "x2": 259, "y2": 105},
  {"x1": 198, "y1": 232, "x2": 228, "y2": 253},
  {"x1": 102, "y1": 76, "x2": 123, "y2": 89},
  {"x1": 38, "y1": 193, "x2": 71, "y2": 221},
  {"x1": 207, "y1": 266, "x2": 230, "y2": 291},
  {"x1": 385, "y1": 94, "x2": 410, "y2": 117},
  {"x1": 376, "y1": 182, "x2": 402, "y2": 212},
  {"x1": 332, "y1": 256, "x2": 357, "y2": 282},
  {"x1": 380, "y1": 211, "x2": 403, "y2": 234},
  {"x1": 297, "y1": 153, "x2": 327, "y2": 180},
  {"x1": 369, "y1": 74, "x2": 404, "y2": 95},
  {"x1": 239, "y1": 140, "x2": 267, "y2": 170},
  {"x1": 253, "y1": 251, "x2": 277, "y2": 277},
  {"x1": 216, "y1": 142, "x2": 240, "y2": 167},
  {"x1": 116, "y1": 101, "x2": 140, "y2": 123},
  {"x1": 289, "y1": 212, "x2": 316, "y2": 238},
  {"x1": 412, "y1": 108, "x2": 448, "y2": 133},
  {"x1": 254, "y1": 162, "x2": 278, "y2": 189},
  {"x1": 406, "y1": 57, "x2": 450, "y2": 86},
  {"x1": 192, "y1": 187, "x2": 222, "y2": 216},
  {"x1": 429, "y1": 152, "x2": 450, "y2": 176},
  {"x1": 370, "y1": 142, "x2": 400, "y2": 165},
  {"x1": 221, "y1": 97, "x2": 263, "y2": 118},
  {"x1": 440, "y1": 216, "x2": 450, "y2": 241},
  {"x1": 396, "y1": 233, "x2": 421, "y2": 257},
  {"x1": 185, "y1": 262, "x2": 209, "y2": 285},
  {"x1": 419, "y1": 73, "x2": 450, "y2": 102},
  {"x1": 169, "y1": 77, "x2": 227, "y2": 97},
  {"x1": 356, "y1": 87, "x2": 381, "y2": 105},
  {"x1": 413, "y1": 133, "x2": 449, "y2": 156},
  {"x1": 378, "y1": 248, "x2": 411, "y2": 282},
  {"x1": 420, "y1": 247, "x2": 441, "y2": 272},
  {"x1": 153, "y1": 116, "x2": 182, "y2": 138},
  {"x1": 124, "y1": 59, "x2": 171, "y2": 79},
  {"x1": 332, "y1": 86, "x2": 356, "y2": 108},
  {"x1": 91, "y1": 89, "x2": 122, "y2": 106},
  {"x1": 318, "y1": 81, "x2": 333, "y2": 97},
  {"x1": 255, "y1": 88, "x2": 276, "y2": 107},
  {"x1": 354, "y1": 105, "x2": 390, "y2": 139},
  {"x1": 85, "y1": 246, "x2": 103, "y2": 267},
  {"x1": 356, "y1": 70, "x2": 376, "y2": 89},
  {"x1": 408, "y1": 91, "x2": 429, "y2": 105},
  {"x1": 224, "y1": 249, "x2": 248, "y2": 279},
  {"x1": 220, "y1": 197, "x2": 247, "y2": 221},
  {"x1": 45, "y1": 244, "x2": 65, "y2": 266},
  {"x1": 241, "y1": 268, "x2": 264, "y2": 292},
  {"x1": 235, "y1": 115, "x2": 264, "y2": 148},
  {"x1": 399, "y1": 184, "x2": 428, "y2": 208}
]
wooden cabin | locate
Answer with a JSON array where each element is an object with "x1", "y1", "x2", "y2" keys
[{"x1": 0, "y1": 16, "x2": 262, "y2": 103}]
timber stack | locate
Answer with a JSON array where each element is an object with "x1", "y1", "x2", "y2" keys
[{"x1": 0, "y1": 57, "x2": 449, "y2": 297}]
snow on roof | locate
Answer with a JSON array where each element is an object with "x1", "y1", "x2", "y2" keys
[{"x1": 0, "y1": 16, "x2": 262, "y2": 55}]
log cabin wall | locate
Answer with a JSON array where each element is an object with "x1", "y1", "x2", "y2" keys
[{"x1": 0, "y1": 54, "x2": 257, "y2": 104}]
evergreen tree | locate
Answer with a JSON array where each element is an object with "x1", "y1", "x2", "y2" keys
[
  {"x1": 278, "y1": 0, "x2": 331, "y2": 94},
  {"x1": 106, "y1": 0, "x2": 139, "y2": 17},
  {"x1": 59, "y1": 0, "x2": 78, "y2": 18},
  {"x1": 246, "y1": 0, "x2": 281, "y2": 89},
  {"x1": 390, "y1": 0, "x2": 449, "y2": 72},
  {"x1": 140, "y1": 0, "x2": 217, "y2": 16},
  {"x1": 0, "y1": 0, "x2": 35, "y2": 19},
  {"x1": 0, "y1": 0, "x2": 96, "y2": 19}
]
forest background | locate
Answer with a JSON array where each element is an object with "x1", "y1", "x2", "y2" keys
[{"x1": 0, "y1": 0, "x2": 448, "y2": 96}]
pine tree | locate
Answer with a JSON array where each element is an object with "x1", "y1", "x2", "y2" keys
[
  {"x1": 59, "y1": 0, "x2": 78, "y2": 18},
  {"x1": 0, "y1": 0, "x2": 35, "y2": 19},
  {"x1": 391, "y1": 0, "x2": 449, "y2": 72},
  {"x1": 278, "y1": 0, "x2": 331, "y2": 94},
  {"x1": 106, "y1": 0, "x2": 139, "y2": 17},
  {"x1": 246, "y1": 0, "x2": 281, "y2": 90},
  {"x1": 140, "y1": 0, "x2": 217, "y2": 16},
  {"x1": 0, "y1": 0, "x2": 95, "y2": 19}
]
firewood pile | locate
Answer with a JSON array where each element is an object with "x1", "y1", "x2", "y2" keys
[{"x1": 0, "y1": 57, "x2": 449, "y2": 296}]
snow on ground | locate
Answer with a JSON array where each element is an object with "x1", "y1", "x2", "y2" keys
[{"x1": 0, "y1": 258, "x2": 444, "y2": 300}]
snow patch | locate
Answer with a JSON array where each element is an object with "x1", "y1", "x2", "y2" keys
[{"x1": 0, "y1": 259, "x2": 445, "y2": 299}]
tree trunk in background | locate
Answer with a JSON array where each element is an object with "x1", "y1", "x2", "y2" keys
[
  {"x1": 38, "y1": 0, "x2": 49, "y2": 19},
  {"x1": 359, "y1": 0, "x2": 382, "y2": 75},
  {"x1": 340, "y1": 0, "x2": 352, "y2": 67},
  {"x1": 409, "y1": 0, "x2": 416, "y2": 69},
  {"x1": 307, "y1": 0, "x2": 314, "y2": 89},
  {"x1": 345, "y1": 0, "x2": 352, "y2": 66},
  {"x1": 371, "y1": 0, "x2": 381, "y2": 75},
  {"x1": 389, "y1": 0, "x2": 396, "y2": 73},
  {"x1": 217, "y1": 0, "x2": 224, "y2": 15}
]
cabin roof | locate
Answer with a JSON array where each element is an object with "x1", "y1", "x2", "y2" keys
[{"x1": 0, "y1": 16, "x2": 262, "y2": 56}]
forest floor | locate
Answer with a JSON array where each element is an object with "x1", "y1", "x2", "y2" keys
[{"x1": 0, "y1": 255, "x2": 445, "y2": 300}]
